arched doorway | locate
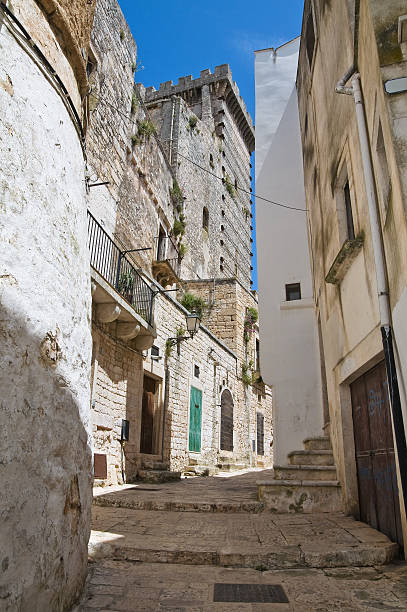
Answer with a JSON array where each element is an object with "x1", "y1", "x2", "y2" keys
[{"x1": 220, "y1": 389, "x2": 234, "y2": 451}]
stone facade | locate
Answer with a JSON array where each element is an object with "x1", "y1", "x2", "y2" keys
[
  {"x1": 143, "y1": 68, "x2": 254, "y2": 290},
  {"x1": 297, "y1": 0, "x2": 407, "y2": 548},
  {"x1": 86, "y1": 0, "x2": 272, "y2": 485},
  {"x1": 0, "y1": 0, "x2": 94, "y2": 608}
]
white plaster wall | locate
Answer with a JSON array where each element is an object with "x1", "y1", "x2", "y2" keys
[
  {"x1": 0, "y1": 18, "x2": 92, "y2": 611},
  {"x1": 254, "y1": 38, "x2": 300, "y2": 180},
  {"x1": 255, "y1": 82, "x2": 324, "y2": 465}
]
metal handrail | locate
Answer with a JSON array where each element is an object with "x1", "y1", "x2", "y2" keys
[{"x1": 87, "y1": 211, "x2": 154, "y2": 326}]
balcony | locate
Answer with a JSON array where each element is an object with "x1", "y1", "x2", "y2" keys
[
  {"x1": 152, "y1": 234, "x2": 180, "y2": 287},
  {"x1": 87, "y1": 211, "x2": 156, "y2": 350}
]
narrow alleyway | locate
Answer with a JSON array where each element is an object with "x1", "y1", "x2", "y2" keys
[{"x1": 77, "y1": 469, "x2": 407, "y2": 611}]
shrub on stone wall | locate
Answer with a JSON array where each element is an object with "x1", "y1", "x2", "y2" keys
[
  {"x1": 224, "y1": 174, "x2": 236, "y2": 200},
  {"x1": 181, "y1": 292, "x2": 206, "y2": 319},
  {"x1": 137, "y1": 119, "x2": 156, "y2": 142}
]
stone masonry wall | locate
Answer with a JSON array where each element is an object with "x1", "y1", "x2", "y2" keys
[
  {"x1": 87, "y1": 0, "x2": 176, "y2": 272},
  {"x1": 0, "y1": 2, "x2": 93, "y2": 608},
  {"x1": 180, "y1": 278, "x2": 273, "y2": 466},
  {"x1": 87, "y1": 1, "x2": 272, "y2": 481},
  {"x1": 91, "y1": 322, "x2": 144, "y2": 485}
]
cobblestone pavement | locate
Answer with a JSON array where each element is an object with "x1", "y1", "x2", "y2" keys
[{"x1": 76, "y1": 470, "x2": 407, "y2": 611}]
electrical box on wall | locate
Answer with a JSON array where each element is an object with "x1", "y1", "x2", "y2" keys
[{"x1": 121, "y1": 419, "x2": 130, "y2": 441}]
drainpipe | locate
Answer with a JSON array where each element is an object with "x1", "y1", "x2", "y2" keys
[{"x1": 336, "y1": 70, "x2": 407, "y2": 522}]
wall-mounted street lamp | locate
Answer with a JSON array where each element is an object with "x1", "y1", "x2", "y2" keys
[{"x1": 167, "y1": 310, "x2": 201, "y2": 346}]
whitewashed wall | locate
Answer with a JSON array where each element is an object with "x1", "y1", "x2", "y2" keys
[
  {"x1": 255, "y1": 46, "x2": 324, "y2": 465},
  {"x1": 0, "y1": 8, "x2": 92, "y2": 609}
]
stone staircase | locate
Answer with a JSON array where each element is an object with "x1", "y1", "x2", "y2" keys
[
  {"x1": 135, "y1": 459, "x2": 181, "y2": 484},
  {"x1": 257, "y1": 436, "x2": 343, "y2": 513},
  {"x1": 216, "y1": 454, "x2": 247, "y2": 473}
]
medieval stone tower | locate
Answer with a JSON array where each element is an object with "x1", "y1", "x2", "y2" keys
[{"x1": 139, "y1": 66, "x2": 255, "y2": 289}]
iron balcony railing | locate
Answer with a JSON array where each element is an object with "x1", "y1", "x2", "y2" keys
[
  {"x1": 154, "y1": 234, "x2": 180, "y2": 277},
  {"x1": 87, "y1": 211, "x2": 154, "y2": 326}
]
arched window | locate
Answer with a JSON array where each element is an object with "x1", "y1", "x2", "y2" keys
[
  {"x1": 220, "y1": 389, "x2": 234, "y2": 451},
  {"x1": 202, "y1": 207, "x2": 209, "y2": 232}
]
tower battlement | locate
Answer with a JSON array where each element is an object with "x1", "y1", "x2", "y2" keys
[{"x1": 138, "y1": 65, "x2": 255, "y2": 153}]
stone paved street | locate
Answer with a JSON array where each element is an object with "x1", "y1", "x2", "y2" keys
[{"x1": 76, "y1": 470, "x2": 407, "y2": 611}]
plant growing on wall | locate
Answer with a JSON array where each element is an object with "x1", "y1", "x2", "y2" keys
[
  {"x1": 188, "y1": 115, "x2": 198, "y2": 131},
  {"x1": 181, "y1": 292, "x2": 206, "y2": 319},
  {"x1": 165, "y1": 339, "x2": 173, "y2": 359},
  {"x1": 242, "y1": 362, "x2": 254, "y2": 386},
  {"x1": 131, "y1": 93, "x2": 138, "y2": 114},
  {"x1": 243, "y1": 307, "x2": 258, "y2": 344},
  {"x1": 173, "y1": 214, "x2": 186, "y2": 238},
  {"x1": 224, "y1": 174, "x2": 236, "y2": 200},
  {"x1": 178, "y1": 243, "x2": 187, "y2": 260},
  {"x1": 119, "y1": 29, "x2": 125, "y2": 40},
  {"x1": 131, "y1": 134, "x2": 140, "y2": 147},
  {"x1": 137, "y1": 119, "x2": 156, "y2": 142},
  {"x1": 170, "y1": 179, "x2": 184, "y2": 205},
  {"x1": 176, "y1": 326, "x2": 186, "y2": 338}
]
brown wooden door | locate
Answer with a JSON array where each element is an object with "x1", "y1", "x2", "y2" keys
[
  {"x1": 140, "y1": 390, "x2": 154, "y2": 454},
  {"x1": 351, "y1": 360, "x2": 402, "y2": 546},
  {"x1": 220, "y1": 390, "x2": 234, "y2": 451}
]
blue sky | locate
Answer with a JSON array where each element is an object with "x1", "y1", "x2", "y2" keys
[{"x1": 119, "y1": 0, "x2": 304, "y2": 288}]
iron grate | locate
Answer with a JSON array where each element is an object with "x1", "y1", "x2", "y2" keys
[{"x1": 213, "y1": 583, "x2": 289, "y2": 604}]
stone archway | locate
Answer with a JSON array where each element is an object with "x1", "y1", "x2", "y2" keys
[{"x1": 220, "y1": 389, "x2": 234, "y2": 452}]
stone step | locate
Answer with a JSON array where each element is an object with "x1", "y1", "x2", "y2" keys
[
  {"x1": 216, "y1": 463, "x2": 247, "y2": 472},
  {"x1": 139, "y1": 461, "x2": 168, "y2": 471},
  {"x1": 93, "y1": 495, "x2": 264, "y2": 513},
  {"x1": 274, "y1": 464, "x2": 337, "y2": 481},
  {"x1": 288, "y1": 450, "x2": 334, "y2": 466},
  {"x1": 183, "y1": 465, "x2": 217, "y2": 477},
  {"x1": 136, "y1": 469, "x2": 181, "y2": 484},
  {"x1": 89, "y1": 512, "x2": 399, "y2": 570},
  {"x1": 303, "y1": 436, "x2": 332, "y2": 451},
  {"x1": 257, "y1": 479, "x2": 343, "y2": 513}
]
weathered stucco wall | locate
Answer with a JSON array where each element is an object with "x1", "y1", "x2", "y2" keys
[
  {"x1": 0, "y1": 2, "x2": 92, "y2": 609},
  {"x1": 297, "y1": 0, "x2": 407, "y2": 523}
]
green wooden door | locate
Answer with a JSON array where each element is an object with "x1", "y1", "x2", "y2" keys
[{"x1": 189, "y1": 386, "x2": 202, "y2": 452}]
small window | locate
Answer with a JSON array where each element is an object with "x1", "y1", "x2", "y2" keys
[
  {"x1": 220, "y1": 224, "x2": 225, "y2": 232},
  {"x1": 234, "y1": 178, "x2": 238, "y2": 190},
  {"x1": 344, "y1": 180, "x2": 355, "y2": 240},
  {"x1": 86, "y1": 47, "x2": 97, "y2": 78},
  {"x1": 222, "y1": 166, "x2": 226, "y2": 174},
  {"x1": 255, "y1": 338, "x2": 260, "y2": 371},
  {"x1": 376, "y1": 122, "x2": 391, "y2": 212},
  {"x1": 209, "y1": 153, "x2": 214, "y2": 168},
  {"x1": 286, "y1": 283, "x2": 301, "y2": 301},
  {"x1": 151, "y1": 345, "x2": 159, "y2": 357},
  {"x1": 221, "y1": 209, "x2": 225, "y2": 216},
  {"x1": 203, "y1": 207, "x2": 209, "y2": 232},
  {"x1": 194, "y1": 365, "x2": 200, "y2": 378},
  {"x1": 305, "y1": 8, "x2": 316, "y2": 68}
]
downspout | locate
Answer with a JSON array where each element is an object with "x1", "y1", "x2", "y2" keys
[{"x1": 335, "y1": 6, "x2": 407, "y2": 522}]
